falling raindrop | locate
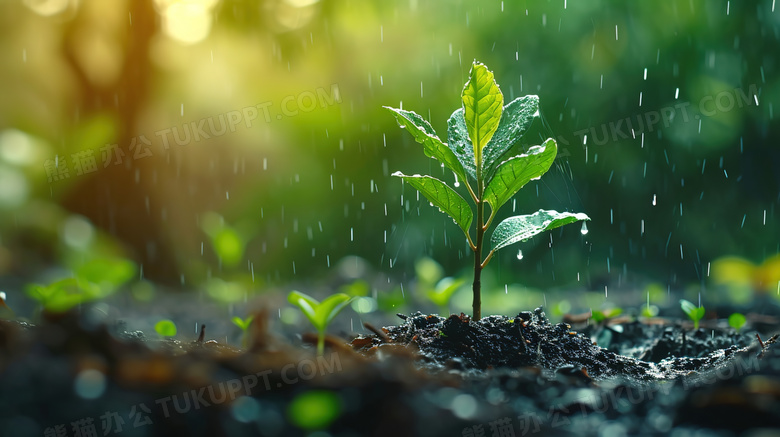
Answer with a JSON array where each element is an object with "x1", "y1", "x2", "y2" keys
[
  {"x1": 652, "y1": 194, "x2": 657, "y2": 206},
  {"x1": 516, "y1": 250, "x2": 523, "y2": 260}
]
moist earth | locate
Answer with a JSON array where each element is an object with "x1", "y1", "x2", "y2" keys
[{"x1": 0, "y1": 307, "x2": 779, "y2": 437}]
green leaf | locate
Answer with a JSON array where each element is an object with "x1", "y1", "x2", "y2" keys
[
  {"x1": 483, "y1": 138, "x2": 557, "y2": 213},
  {"x1": 427, "y1": 277, "x2": 464, "y2": 308},
  {"x1": 155, "y1": 319, "x2": 177, "y2": 337},
  {"x1": 482, "y1": 95, "x2": 541, "y2": 178},
  {"x1": 728, "y1": 312, "x2": 746, "y2": 331},
  {"x1": 288, "y1": 291, "x2": 351, "y2": 333},
  {"x1": 288, "y1": 290, "x2": 319, "y2": 329},
  {"x1": 680, "y1": 299, "x2": 696, "y2": 317},
  {"x1": 447, "y1": 96, "x2": 541, "y2": 182},
  {"x1": 319, "y1": 294, "x2": 352, "y2": 326},
  {"x1": 680, "y1": 299, "x2": 705, "y2": 328},
  {"x1": 392, "y1": 172, "x2": 473, "y2": 236},
  {"x1": 461, "y1": 62, "x2": 503, "y2": 169},
  {"x1": 491, "y1": 209, "x2": 591, "y2": 251},
  {"x1": 446, "y1": 108, "x2": 477, "y2": 180},
  {"x1": 384, "y1": 107, "x2": 468, "y2": 183},
  {"x1": 232, "y1": 316, "x2": 254, "y2": 331},
  {"x1": 26, "y1": 278, "x2": 100, "y2": 312},
  {"x1": 591, "y1": 310, "x2": 606, "y2": 323},
  {"x1": 75, "y1": 257, "x2": 136, "y2": 296}
]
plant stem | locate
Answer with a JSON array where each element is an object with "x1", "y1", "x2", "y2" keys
[
  {"x1": 317, "y1": 331, "x2": 325, "y2": 355},
  {"x1": 472, "y1": 183, "x2": 484, "y2": 321},
  {"x1": 472, "y1": 239, "x2": 482, "y2": 320}
]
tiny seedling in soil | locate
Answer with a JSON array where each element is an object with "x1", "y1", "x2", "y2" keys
[
  {"x1": 232, "y1": 315, "x2": 254, "y2": 348},
  {"x1": 387, "y1": 61, "x2": 589, "y2": 319},
  {"x1": 591, "y1": 307, "x2": 622, "y2": 324},
  {"x1": 26, "y1": 278, "x2": 99, "y2": 313},
  {"x1": 679, "y1": 299, "x2": 705, "y2": 330},
  {"x1": 154, "y1": 319, "x2": 177, "y2": 337},
  {"x1": 728, "y1": 312, "x2": 746, "y2": 332},
  {"x1": 414, "y1": 257, "x2": 464, "y2": 314},
  {"x1": 288, "y1": 291, "x2": 352, "y2": 355}
]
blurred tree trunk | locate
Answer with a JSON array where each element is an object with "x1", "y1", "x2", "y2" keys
[{"x1": 60, "y1": 0, "x2": 178, "y2": 284}]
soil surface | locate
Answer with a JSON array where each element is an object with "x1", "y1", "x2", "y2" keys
[{"x1": 1, "y1": 307, "x2": 779, "y2": 437}]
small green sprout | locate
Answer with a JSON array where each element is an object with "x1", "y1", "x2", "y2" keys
[
  {"x1": 680, "y1": 299, "x2": 705, "y2": 330},
  {"x1": 154, "y1": 319, "x2": 177, "y2": 337},
  {"x1": 426, "y1": 277, "x2": 465, "y2": 313},
  {"x1": 288, "y1": 291, "x2": 352, "y2": 355},
  {"x1": 387, "y1": 61, "x2": 589, "y2": 319},
  {"x1": 26, "y1": 257, "x2": 136, "y2": 314},
  {"x1": 591, "y1": 307, "x2": 622, "y2": 324},
  {"x1": 728, "y1": 312, "x2": 746, "y2": 332},
  {"x1": 414, "y1": 257, "x2": 464, "y2": 314},
  {"x1": 200, "y1": 212, "x2": 254, "y2": 268},
  {"x1": 641, "y1": 304, "x2": 659, "y2": 318},
  {"x1": 232, "y1": 315, "x2": 254, "y2": 348}
]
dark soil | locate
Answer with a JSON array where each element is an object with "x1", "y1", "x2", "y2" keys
[
  {"x1": 1, "y1": 307, "x2": 780, "y2": 437},
  {"x1": 351, "y1": 308, "x2": 761, "y2": 382}
]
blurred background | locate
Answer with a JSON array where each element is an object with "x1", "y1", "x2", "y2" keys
[{"x1": 1, "y1": 0, "x2": 779, "y2": 323}]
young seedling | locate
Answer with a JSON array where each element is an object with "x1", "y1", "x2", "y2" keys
[
  {"x1": 680, "y1": 299, "x2": 705, "y2": 330},
  {"x1": 387, "y1": 61, "x2": 590, "y2": 319},
  {"x1": 414, "y1": 257, "x2": 464, "y2": 314},
  {"x1": 288, "y1": 291, "x2": 352, "y2": 355},
  {"x1": 154, "y1": 319, "x2": 177, "y2": 337},
  {"x1": 26, "y1": 257, "x2": 136, "y2": 314},
  {"x1": 591, "y1": 307, "x2": 623, "y2": 324},
  {"x1": 232, "y1": 315, "x2": 254, "y2": 348},
  {"x1": 728, "y1": 312, "x2": 746, "y2": 332},
  {"x1": 26, "y1": 277, "x2": 108, "y2": 313}
]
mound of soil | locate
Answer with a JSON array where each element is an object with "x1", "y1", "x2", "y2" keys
[{"x1": 351, "y1": 308, "x2": 763, "y2": 381}]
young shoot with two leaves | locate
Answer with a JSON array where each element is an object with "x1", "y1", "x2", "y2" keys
[
  {"x1": 387, "y1": 61, "x2": 590, "y2": 320},
  {"x1": 288, "y1": 291, "x2": 352, "y2": 355}
]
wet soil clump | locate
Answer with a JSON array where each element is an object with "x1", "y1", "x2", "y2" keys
[{"x1": 351, "y1": 307, "x2": 765, "y2": 383}]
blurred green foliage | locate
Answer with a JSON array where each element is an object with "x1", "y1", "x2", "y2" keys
[
  {"x1": 287, "y1": 390, "x2": 342, "y2": 430},
  {"x1": 154, "y1": 319, "x2": 177, "y2": 337}
]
